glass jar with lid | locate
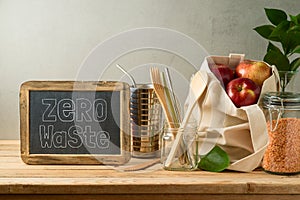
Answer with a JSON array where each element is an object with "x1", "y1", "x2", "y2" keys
[{"x1": 262, "y1": 92, "x2": 300, "y2": 175}]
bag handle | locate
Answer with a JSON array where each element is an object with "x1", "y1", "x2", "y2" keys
[
  {"x1": 229, "y1": 53, "x2": 245, "y2": 68},
  {"x1": 241, "y1": 105, "x2": 268, "y2": 151}
]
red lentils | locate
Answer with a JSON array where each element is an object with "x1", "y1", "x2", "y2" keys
[{"x1": 262, "y1": 118, "x2": 300, "y2": 174}]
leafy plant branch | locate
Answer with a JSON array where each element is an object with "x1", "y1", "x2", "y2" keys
[{"x1": 254, "y1": 8, "x2": 300, "y2": 72}]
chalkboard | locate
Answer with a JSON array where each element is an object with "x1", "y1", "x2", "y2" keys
[{"x1": 20, "y1": 81, "x2": 131, "y2": 165}]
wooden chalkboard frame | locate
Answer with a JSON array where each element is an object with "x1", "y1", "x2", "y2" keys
[{"x1": 20, "y1": 81, "x2": 131, "y2": 165}]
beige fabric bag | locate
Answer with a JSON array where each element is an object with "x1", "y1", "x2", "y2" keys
[{"x1": 185, "y1": 54, "x2": 279, "y2": 172}]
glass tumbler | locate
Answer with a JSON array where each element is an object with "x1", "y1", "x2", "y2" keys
[{"x1": 161, "y1": 120, "x2": 197, "y2": 171}]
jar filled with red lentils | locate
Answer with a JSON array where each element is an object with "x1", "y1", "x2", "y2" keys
[{"x1": 262, "y1": 92, "x2": 300, "y2": 175}]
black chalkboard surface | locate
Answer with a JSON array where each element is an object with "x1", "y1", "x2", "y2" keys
[{"x1": 20, "y1": 81, "x2": 130, "y2": 165}]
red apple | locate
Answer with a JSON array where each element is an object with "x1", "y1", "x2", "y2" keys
[
  {"x1": 236, "y1": 60, "x2": 271, "y2": 87},
  {"x1": 209, "y1": 63, "x2": 235, "y2": 87},
  {"x1": 226, "y1": 78, "x2": 261, "y2": 107}
]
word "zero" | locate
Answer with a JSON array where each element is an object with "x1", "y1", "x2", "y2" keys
[{"x1": 42, "y1": 98, "x2": 107, "y2": 123}]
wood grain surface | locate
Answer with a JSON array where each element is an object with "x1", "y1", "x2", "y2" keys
[{"x1": 0, "y1": 140, "x2": 299, "y2": 200}]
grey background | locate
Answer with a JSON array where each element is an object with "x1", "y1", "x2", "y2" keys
[{"x1": 1, "y1": 0, "x2": 299, "y2": 139}]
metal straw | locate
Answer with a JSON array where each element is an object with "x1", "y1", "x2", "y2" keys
[
  {"x1": 116, "y1": 64, "x2": 137, "y2": 87},
  {"x1": 164, "y1": 68, "x2": 181, "y2": 122}
]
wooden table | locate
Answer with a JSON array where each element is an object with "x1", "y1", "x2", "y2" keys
[{"x1": 0, "y1": 140, "x2": 299, "y2": 200}]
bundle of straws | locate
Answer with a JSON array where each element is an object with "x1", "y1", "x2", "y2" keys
[{"x1": 150, "y1": 67, "x2": 190, "y2": 165}]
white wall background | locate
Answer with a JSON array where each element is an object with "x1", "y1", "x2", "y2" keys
[{"x1": 0, "y1": 0, "x2": 299, "y2": 139}]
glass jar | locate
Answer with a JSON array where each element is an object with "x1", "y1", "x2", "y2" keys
[
  {"x1": 262, "y1": 92, "x2": 300, "y2": 175},
  {"x1": 278, "y1": 70, "x2": 299, "y2": 93},
  {"x1": 161, "y1": 120, "x2": 197, "y2": 171}
]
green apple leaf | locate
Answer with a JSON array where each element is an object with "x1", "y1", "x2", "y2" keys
[
  {"x1": 290, "y1": 57, "x2": 300, "y2": 71},
  {"x1": 198, "y1": 146, "x2": 230, "y2": 172},
  {"x1": 254, "y1": 25, "x2": 276, "y2": 40},
  {"x1": 264, "y1": 49, "x2": 290, "y2": 71},
  {"x1": 265, "y1": 8, "x2": 287, "y2": 26}
]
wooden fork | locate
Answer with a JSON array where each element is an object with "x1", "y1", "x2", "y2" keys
[{"x1": 150, "y1": 67, "x2": 175, "y2": 129}]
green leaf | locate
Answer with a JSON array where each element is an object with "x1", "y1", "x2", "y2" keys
[
  {"x1": 267, "y1": 42, "x2": 281, "y2": 53},
  {"x1": 290, "y1": 13, "x2": 300, "y2": 24},
  {"x1": 288, "y1": 24, "x2": 300, "y2": 32},
  {"x1": 290, "y1": 57, "x2": 300, "y2": 71},
  {"x1": 198, "y1": 146, "x2": 230, "y2": 172},
  {"x1": 264, "y1": 49, "x2": 290, "y2": 71},
  {"x1": 269, "y1": 21, "x2": 290, "y2": 46},
  {"x1": 297, "y1": 13, "x2": 300, "y2": 24},
  {"x1": 254, "y1": 25, "x2": 275, "y2": 40},
  {"x1": 286, "y1": 25, "x2": 300, "y2": 54},
  {"x1": 290, "y1": 14, "x2": 299, "y2": 25},
  {"x1": 265, "y1": 8, "x2": 287, "y2": 26},
  {"x1": 291, "y1": 45, "x2": 300, "y2": 54}
]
